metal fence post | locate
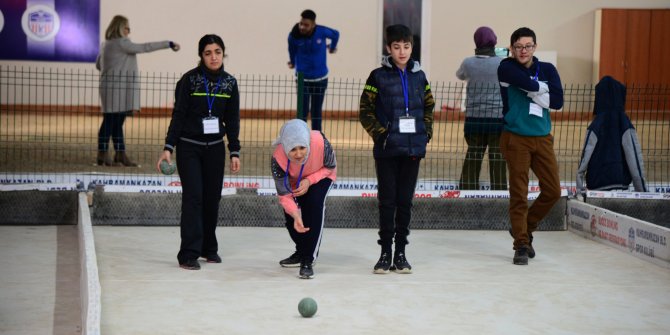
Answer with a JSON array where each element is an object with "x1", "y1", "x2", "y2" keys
[{"x1": 296, "y1": 71, "x2": 304, "y2": 119}]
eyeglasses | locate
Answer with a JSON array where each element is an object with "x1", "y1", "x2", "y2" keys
[{"x1": 513, "y1": 44, "x2": 535, "y2": 52}]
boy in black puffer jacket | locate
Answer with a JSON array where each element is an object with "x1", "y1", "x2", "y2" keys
[{"x1": 359, "y1": 24, "x2": 435, "y2": 275}]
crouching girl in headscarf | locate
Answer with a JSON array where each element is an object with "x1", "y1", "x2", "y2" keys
[{"x1": 271, "y1": 119, "x2": 336, "y2": 279}]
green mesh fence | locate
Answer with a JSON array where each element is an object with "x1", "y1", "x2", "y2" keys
[{"x1": 1, "y1": 65, "x2": 669, "y2": 191}]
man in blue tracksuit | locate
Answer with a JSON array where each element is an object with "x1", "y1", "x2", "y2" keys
[
  {"x1": 288, "y1": 9, "x2": 339, "y2": 131},
  {"x1": 498, "y1": 27, "x2": 563, "y2": 266}
]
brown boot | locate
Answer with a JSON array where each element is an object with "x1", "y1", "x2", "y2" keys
[
  {"x1": 114, "y1": 151, "x2": 138, "y2": 167},
  {"x1": 96, "y1": 151, "x2": 113, "y2": 166}
]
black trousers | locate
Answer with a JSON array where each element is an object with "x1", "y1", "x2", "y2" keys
[
  {"x1": 283, "y1": 178, "x2": 332, "y2": 264},
  {"x1": 176, "y1": 141, "x2": 225, "y2": 263},
  {"x1": 298, "y1": 78, "x2": 328, "y2": 131},
  {"x1": 375, "y1": 156, "x2": 421, "y2": 249}
]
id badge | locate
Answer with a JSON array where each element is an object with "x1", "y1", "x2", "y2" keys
[
  {"x1": 202, "y1": 116, "x2": 220, "y2": 134},
  {"x1": 399, "y1": 116, "x2": 416, "y2": 134},
  {"x1": 529, "y1": 103, "x2": 543, "y2": 118}
]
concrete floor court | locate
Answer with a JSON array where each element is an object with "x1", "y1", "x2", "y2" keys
[{"x1": 2, "y1": 226, "x2": 670, "y2": 335}]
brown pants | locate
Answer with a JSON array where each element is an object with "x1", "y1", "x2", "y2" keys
[{"x1": 500, "y1": 131, "x2": 561, "y2": 250}]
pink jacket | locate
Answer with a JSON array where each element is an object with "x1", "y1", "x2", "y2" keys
[{"x1": 271, "y1": 131, "x2": 337, "y2": 215}]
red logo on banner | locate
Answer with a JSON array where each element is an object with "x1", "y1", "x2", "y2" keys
[{"x1": 440, "y1": 191, "x2": 461, "y2": 198}]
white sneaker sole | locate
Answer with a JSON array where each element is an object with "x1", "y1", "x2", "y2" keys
[
  {"x1": 392, "y1": 267, "x2": 412, "y2": 274},
  {"x1": 281, "y1": 261, "x2": 316, "y2": 268},
  {"x1": 373, "y1": 268, "x2": 390, "y2": 274},
  {"x1": 280, "y1": 263, "x2": 300, "y2": 268}
]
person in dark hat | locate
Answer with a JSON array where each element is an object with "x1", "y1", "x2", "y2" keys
[{"x1": 456, "y1": 26, "x2": 507, "y2": 191}]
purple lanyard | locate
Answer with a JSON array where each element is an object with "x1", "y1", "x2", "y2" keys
[{"x1": 283, "y1": 160, "x2": 306, "y2": 199}]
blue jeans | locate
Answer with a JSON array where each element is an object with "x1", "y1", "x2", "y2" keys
[
  {"x1": 98, "y1": 113, "x2": 127, "y2": 152},
  {"x1": 299, "y1": 78, "x2": 328, "y2": 131}
]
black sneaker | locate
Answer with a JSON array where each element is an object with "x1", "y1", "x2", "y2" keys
[
  {"x1": 279, "y1": 251, "x2": 301, "y2": 268},
  {"x1": 179, "y1": 259, "x2": 201, "y2": 270},
  {"x1": 513, "y1": 247, "x2": 529, "y2": 265},
  {"x1": 299, "y1": 263, "x2": 314, "y2": 279},
  {"x1": 509, "y1": 229, "x2": 535, "y2": 259},
  {"x1": 392, "y1": 252, "x2": 412, "y2": 274},
  {"x1": 201, "y1": 254, "x2": 221, "y2": 263},
  {"x1": 373, "y1": 252, "x2": 392, "y2": 274}
]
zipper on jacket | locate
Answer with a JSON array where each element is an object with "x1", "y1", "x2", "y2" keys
[{"x1": 383, "y1": 121, "x2": 390, "y2": 151}]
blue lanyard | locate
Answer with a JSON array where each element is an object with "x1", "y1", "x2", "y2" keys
[
  {"x1": 397, "y1": 68, "x2": 409, "y2": 116},
  {"x1": 531, "y1": 64, "x2": 539, "y2": 81},
  {"x1": 283, "y1": 160, "x2": 306, "y2": 199},
  {"x1": 202, "y1": 72, "x2": 222, "y2": 116}
]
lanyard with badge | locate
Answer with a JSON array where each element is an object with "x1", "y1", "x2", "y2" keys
[
  {"x1": 528, "y1": 65, "x2": 543, "y2": 118},
  {"x1": 202, "y1": 72, "x2": 222, "y2": 134},
  {"x1": 397, "y1": 68, "x2": 416, "y2": 133},
  {"x1": 283, "y1": 160, "x2": 306, "y2": 208}
]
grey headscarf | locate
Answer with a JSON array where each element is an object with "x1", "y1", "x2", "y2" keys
[{"x1": 272, "y1": 119, "x2": 311, "y2": 161}]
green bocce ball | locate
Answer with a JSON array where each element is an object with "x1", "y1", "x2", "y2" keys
[
  {"x1": 159, "y1": 160, "x2": 176, "y2": 175},
  {"x1": 298, "y1": 297, "x2": 317, "y2": 318}
]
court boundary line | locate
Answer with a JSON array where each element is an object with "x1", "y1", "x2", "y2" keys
[{"x1": 78, "y1": 193, "x2": 101, "y2": 335}]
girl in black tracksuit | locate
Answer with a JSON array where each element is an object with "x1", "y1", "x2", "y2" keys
[{"x1": 157, "y1": 34, "x2": 241, "y2": 270}]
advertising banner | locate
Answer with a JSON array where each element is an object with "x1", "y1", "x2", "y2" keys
[
  {"x1": 0, "y1": 0, "x2": 99, "y2": 62},
  {"x1": 567, "y1": 199, "x2": 670, "y2": 268}
]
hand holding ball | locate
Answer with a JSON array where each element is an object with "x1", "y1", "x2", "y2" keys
[{"x1": 159, "y1": 160, "x2": 176, "y2": 175}]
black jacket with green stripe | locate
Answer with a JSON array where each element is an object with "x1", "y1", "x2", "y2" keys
[
  {"x1": 164, "y1": 65, "x2": 241, "y2": 157},
  {"x1": 359, "y1": 56, "x2": 435, "y2": 158}
]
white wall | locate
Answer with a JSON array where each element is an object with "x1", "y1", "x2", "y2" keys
[{"x1": 2, "y1": 0, "x2": 669, "y2": 84}]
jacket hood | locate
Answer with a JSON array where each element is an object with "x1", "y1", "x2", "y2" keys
[
  {"x1": 381, "y1": 55, "x2": 422, "y2": 73},
  {"x1": 593, "y1": 75, "x2": 626, "y2": 115},
  {"x1": 590, "y1": 75, "x2": 632, "y2": 132}
]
